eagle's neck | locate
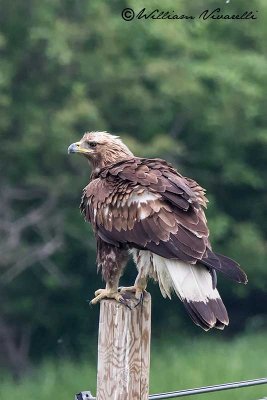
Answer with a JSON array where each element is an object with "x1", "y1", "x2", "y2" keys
[{"x1": 90, "y1": 144, "x2": 134, "y2": 174}]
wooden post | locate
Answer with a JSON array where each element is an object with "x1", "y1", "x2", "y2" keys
[{"x1": 96, "y1": 293, "x2": 151, "y2": 400}]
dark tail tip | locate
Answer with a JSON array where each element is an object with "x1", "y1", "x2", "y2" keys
[{"x1": 183, "y1": 297, "x2": 229, "y2": 331}]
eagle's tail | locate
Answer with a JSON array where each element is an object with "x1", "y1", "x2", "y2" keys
[
  {"x1": 201, "y1": 249, "x2": 248, "y2": 284},
  {"x1": 151, "y1": 255, "x2": 229, "y2": 331}
]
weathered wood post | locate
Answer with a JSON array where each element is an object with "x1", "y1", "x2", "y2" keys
[{"x1": 96, "y1": 293, "x2": 151, "y2": 400}]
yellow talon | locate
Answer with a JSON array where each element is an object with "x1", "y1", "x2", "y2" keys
[
  {"x1": 119, "y1": 285, "x2": 145, "y2": 301},
  {"x1": 90, "y1": 288, "x2": 124, "y2": 305}
]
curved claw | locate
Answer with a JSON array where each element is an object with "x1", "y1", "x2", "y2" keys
[
  {"x1": 119, "y1": 285, "x2": 146, "y2": 307},
  {"x1": 89, "y1": 288, "x2": 132, "y2": 309},
  {"x1": 119, "y1": 297, "x2": 132, "y2": 310},
  {"x1": 134, "y1": 291, "x2": 144, "y2": 308}
]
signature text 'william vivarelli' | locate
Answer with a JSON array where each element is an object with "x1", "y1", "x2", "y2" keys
[{"x1": 121, "y1": 7, "x2": 258, "y2": 22}]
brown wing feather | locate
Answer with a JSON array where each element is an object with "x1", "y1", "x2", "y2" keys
[
  {"x1": 184, "y1": 177, "x2": 208, "y2": 208},
  {"x1": 80, "y1": 157, "x2": 247, "y2": 284},
  {"x1": 80, "y1": 158, "x2": 209, "y2": 265}
]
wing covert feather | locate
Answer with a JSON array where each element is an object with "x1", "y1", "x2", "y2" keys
[{"x1": 80, "y1": 157, "x2": 210, "y2": 264}]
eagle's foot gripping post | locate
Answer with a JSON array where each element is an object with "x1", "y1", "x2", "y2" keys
[
  {"x1": 90, "y1": 288, "x2": 132, "y2": 309},
  {"x1": 119, "y1": 285, "x2": 146, "y2": 307}
]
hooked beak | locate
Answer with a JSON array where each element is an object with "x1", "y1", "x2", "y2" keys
[
  {"x1": 68, "y1": 142, "x2": 84, "y2": 154},
  {"x1": 68, "y1": 142, "x2": 80, "y2": 154}
]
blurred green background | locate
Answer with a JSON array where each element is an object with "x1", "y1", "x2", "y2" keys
[{"x1": 0, "y1": 0, "x2": 267, "y2": 398}]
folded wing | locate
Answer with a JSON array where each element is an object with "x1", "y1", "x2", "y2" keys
[{"x1": 80, "y1": 157, "x2": 247, "y2": 284}]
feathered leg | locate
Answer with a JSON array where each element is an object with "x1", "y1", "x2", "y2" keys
[
  {"x1": 90, "y1": 240, "x2": 129, "y2": 306},
  {"x1": 120, "y1": 250, "x2": 149, "y2": 303}
]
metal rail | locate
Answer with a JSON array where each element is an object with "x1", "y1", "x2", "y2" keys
[
  {"x1": 149, "y1": 377, "x2": 267, "y2": 399},
  {"x1": 75, "y1": 377, "x2": 267, "y2": 399}
]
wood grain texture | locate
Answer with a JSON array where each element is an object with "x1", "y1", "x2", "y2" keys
[{"x1": 96, "y1": 293, "x2": 151, "y2": 400}]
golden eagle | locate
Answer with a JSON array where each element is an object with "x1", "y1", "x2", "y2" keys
[{"x1": 68, "y1": 131, "x2": 247, "y2": 330}]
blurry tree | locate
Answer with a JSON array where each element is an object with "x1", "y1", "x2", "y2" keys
[{"x1": 0, "y1": 0, "x2": 267, "y2": 377}]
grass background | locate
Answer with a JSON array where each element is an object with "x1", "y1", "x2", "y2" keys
[{"x1": 0, "y1": 332, "x2": 266, "y2": 400}]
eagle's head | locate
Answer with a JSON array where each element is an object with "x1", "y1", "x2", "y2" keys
[{"x1": 68, "y1": 131, "x2": 134, "y2": 169}]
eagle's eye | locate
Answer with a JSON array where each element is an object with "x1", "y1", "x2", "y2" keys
[{"x1": 88, "y1": 141, "x2": 97, "y2": 148}]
